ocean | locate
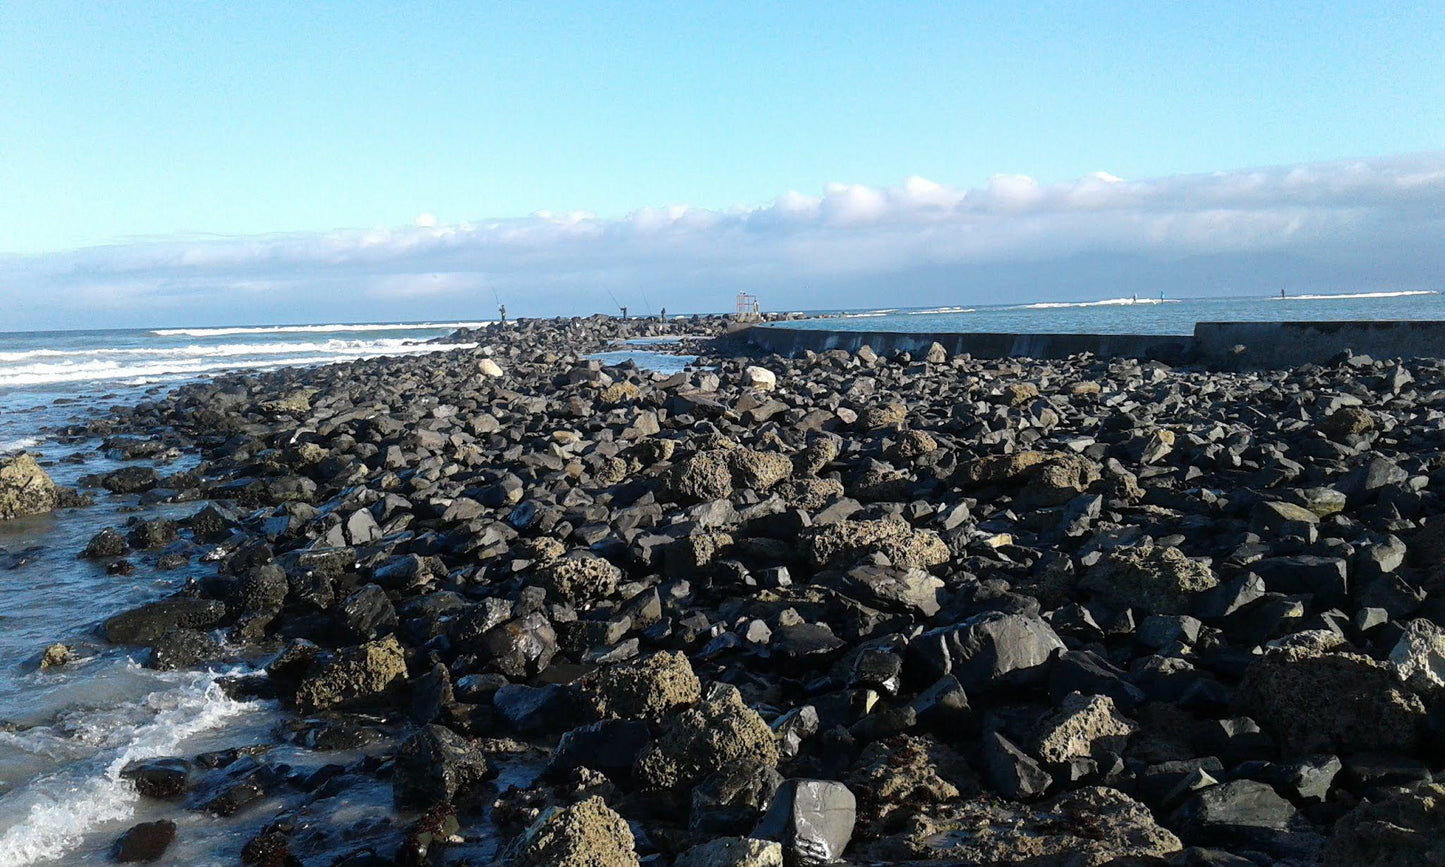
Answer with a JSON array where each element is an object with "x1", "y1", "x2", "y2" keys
[
  {"x1": 0, "y1": 292, "x2": 1439, "y2": 862},
  {"x1": 0, "y1": 322, "x2": 486, "y2": 864},
  {"x1": 788, "y1": 289, "x2": 1445, "y2": 334}
]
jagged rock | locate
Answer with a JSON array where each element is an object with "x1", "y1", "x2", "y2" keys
[
  {"x1": 1172, "y1": 780, "x2": 1296, "y2": 847},
  {"x1": 81, "y1": 527, "x2": 130, "y2": 558},
  {"x1": 120, "y1": 758, "x2": 192, "y2": 799},
  {"x1": 692, "y1": 759, "x2": 784, "y2": 833},
  {"x1": 112, "y1": 820, "x2": 177, "y2": 862},
  {"x1": 1030, "y1": 692, "x2": 1135, "y2": 764},
  {"x1": 1388, "y1": 619, "x2": 1445, "y2": 690},
  {"x1": 634, "y1": 684, "x2": 779, "y2": 793},
  {"x1": 579, "y1": 651, "x2": 701, "y2": 723},
  {"x1": 103, "y1": 599, "x2": 228, "y2": 644},
  {"x1": 1332, "y1": 782, "x2": 1445, "y2": 866},
  {"x1": 536, "y1": 555, "x2": 622, "y2": 606},
  {"x1": 981, "y1": 731, "x2": 1052, "y2": 800},
  {"x1": 1082, "y1": 545, "x2": 1218, "y2": 615},
  {"x1": 503, "y1": 795, "x2": 639, "y2": 866},
  {"x1": 1236, "y1": 647, "x2": 1424, "y2": 755},
  {"x1": 727, "y1": 449, "x2": 792, "y2": 491},
  {"x1": 393, "y1": 724, "x2": 492, "y2": 808},
  {"x1": 480, "y1": 613, "x2": 558, "y2": 678},
  {"x1": 675, "y1": 837, "x2": 783, "y2": 867},
  {"x1": 0, "y1": 453, "x2": 58, "y2": 521},
  {"x1": 800, "y1": 517, "x2": 948, "y2": 570},
  {"x1": 294, "y1": 635, "x2": 408, "y2": 713},
  {"x1": 147, "y1": 628, "x2": 223, "y2": 671},
  {"x1": 550, "y1": 719, "x2": 652, "y2": 779},
  {"x1": 859, "y1": 786, "x2": 1179, "y2": 865},
  {"x1": 743, "y1": 366, "x2": 777, "y2": 391},
  {"x1": 753, "y1": 779, "x2": 856, "y2": 866},
  {"x1": 908, "y1": 612, "x2": 1065, "y2": 692},
  {"x1": 662, "y1": 451, "x2": 735, "y2": 502}
]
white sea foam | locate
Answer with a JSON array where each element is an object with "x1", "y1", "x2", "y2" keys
[
  {"x1": 0, "y1": 437, "x2": 39, "y2": 453},
  {"x1": 905, "y1": 306, "x2": 976, "y2": 315},
  {"x1": 0, "y1": 341, "x2": 475, "y2": 387},
  {"x1": 0, "y1": 337, "x2": 434, "y2": 363},
  {"x1": 0, "y1": 669, "x2": 258, "y2": 865},
  {"x1": 1021, "y1": 297, "x2": 1180, "y2": 309},
  {"x1": 1271, "y1": 290, "x2": 1437, "y2": 301},
  {"x1": 150, "y1": 321, "x2": 491, "y2": 337}
]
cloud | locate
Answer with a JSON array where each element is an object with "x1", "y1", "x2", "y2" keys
[{"x1": 3, "y1": 152, "x2": 1444, "y2": 328}]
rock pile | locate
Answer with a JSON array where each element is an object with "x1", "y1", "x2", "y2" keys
[{"x1": 64, "y1": 317, "x2": 1445, "y2": 863}]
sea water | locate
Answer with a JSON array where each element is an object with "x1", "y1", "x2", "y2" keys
[
  {"x1": 0, "y1": 321, "x2": 487, "y2": 864},
  {"x1": 785, "y1": 289, "x2": 1445, "y2": 335}
]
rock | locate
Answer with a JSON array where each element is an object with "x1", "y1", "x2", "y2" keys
[
  {"x1": 924, "y1": 342, "x2": 948, "y2": 364},
  {"x1": 800, "y1": 517, "x2": 949, "y2": 571},
  {"x1": 692, "y1": 759, "x2": 784, "y2": 833},
  {"x1": 727, "y1": 449, "x2": 792, "y2": 491},
  {"x1": 1081, "y1": 545, "x2": 1218, "y2": 615},
  {"x1": 0, "y1": 453, "x2": 58, "y2": 521},
  {"x1": 634, "y1": 684, "x2": 779, "y2": 793},
  {"x1": 752, "y1": 779, "x2": 856, "y2": 866},
  {"x1": 503, "y1": 795, "x2": 639, "y2": 866},
  {"x1": 478, "y1": 358, "x2": 504, "y2": 377},
  {"x1": 338, "y1": 584, "x2": 397, "y2": 641},
  {"x1": 839, "y1": 565, "x2": 944, "y2": 617},
  {"x1": 579, "y1": 650, "x2": 701, "y2": 723},
  {"x1": 480, "y1": 613, "x2": 558, "y2": 678},
  {"x1": 39, "y1": 643, "x2": 70, "y2": 669},
  {"x1": 102, "y1": 599, "x2": 228, "y2": 644},
  {"x1": 662, "y1": 451, "x2": 735, "y2": 502},
  {"x1": 860, "y1": 786, "x2": 1179, "y2": 865},
  {"x1": 550, "y1": 719, "x2": 652, "y2": 779},
  {"x1": 1172, "y1": 780, "x2": 1296, "y2": 847},
  {"x1": 675, "y1": 837, "x2": 784, "y2": 867},
  {"x1": 1388, "y1": 619, "x2": 1445, "y2": 690},
  {"x1": 846, "y1": 734, "x2": 973, "y2": 808},
  {"x1": 294, "y1": 634, "x2": 408, "y2": 713},
  {"x1": 1030, "y1": 692, "x2": 1135, "y2": 764},
  {"x1": 1236, "y1": 647, "x2": 1424, "y2": 755},
  {"x1": 393, "y1": 724, "x2": 492, "y2": 808},
  {"x1": 743, "y1": 366, "x2": 777, "y2": 391},
  {"x1": 100, "y1": 465, "x2": 159, "y2": 494},
  {"x1": 1320, "y1": 406, "x2": 1374, "y2": 439},
  {"x1": 981, "y1": 731, "x2": 1051, "y2": 800},
  {"x1": 908, "y1": 611, "x2": 1065, "y2": 693},
  {"x1": 1332, "y1": 782, "x2": 1445, "y2": 866},
  {"x1": 147, "y1": 628, "x2": 223, "y2": 671},
  {"x1": 120, "y1": 758, "x2": 191, "y2": 799},
  {"x1": 537, "y1": 555, "x2": 621, "y2": 606},
  {"x1": 81, "y1": 527, "x2": 129, "y2": 558},
  {"x1": 111, "y1": 820, "x2": 177, "y2": 862}
]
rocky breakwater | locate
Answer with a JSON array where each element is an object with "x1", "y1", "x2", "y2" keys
[{"x1": 61, "y1": 320, "x2": 1445, "y2": 865}]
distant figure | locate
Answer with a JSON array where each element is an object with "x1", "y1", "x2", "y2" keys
[
  {"x1": 1280, "y1": 289, "x2": 1286, "y2": 299},
  {"x1": 1159, "y1": 291, "x2": 1164, "y2": 301},
  {"x1": 499, "y1": 303, "x2": 507, "y2": 325},
  {"x1": 1132, "y1": 293, "x2": 1138, "y2": 303},
  {"x1": 659, "y1": 307, "x2": 666, "y2": 322},
  {"x1": 620, "y1": 305, "x2": 628, "y2": 320}
]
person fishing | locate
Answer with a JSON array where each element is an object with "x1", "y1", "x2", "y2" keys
[
  {"x1": 659, "y1": 307, "x2": 666, "y2": 322},
  {"x1": 498, "y1": 303, "x2": 506, "y2": 325}
]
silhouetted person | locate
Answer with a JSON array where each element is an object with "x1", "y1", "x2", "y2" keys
[
  {"x1": 620, "y1": 306, "x2": 628, "y2": 320},
  {"x1": 499, "y1": 303, "x2": 507, "y2": 325},
  {"x1": 659, "y1": 307, "x2": 666, "y2": 322}
]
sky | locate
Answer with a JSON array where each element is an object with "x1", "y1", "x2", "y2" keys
[{"x1": 1, "y1": 1, "x2": 1442, "y2": 328}]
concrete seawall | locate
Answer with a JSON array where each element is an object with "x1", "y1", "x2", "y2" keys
[{"x1": 745, "y1": 320, "x2": 1445, "y2": 366}]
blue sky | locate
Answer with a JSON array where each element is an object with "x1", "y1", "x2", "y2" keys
[{"x1": 0, "y1": 2, "x2": 1442, "y2": 326}]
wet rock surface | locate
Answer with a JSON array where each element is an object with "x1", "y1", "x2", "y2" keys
[{"x1": 49, "y1": 314, "x2": 1445, "y2": 863}]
